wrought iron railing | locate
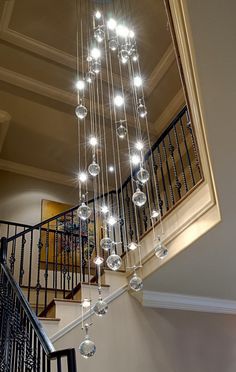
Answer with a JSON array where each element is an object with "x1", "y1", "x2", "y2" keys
[
  {"x1": 0, "y1": 106, "x2": 202, "y2": 318},
  {"x1": 0, "y1": 237, "x2": 77, "y2": 372}
]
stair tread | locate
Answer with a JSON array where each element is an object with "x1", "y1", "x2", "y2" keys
[{"x1": 39, "y1": 317, "x2": 61, "y2": 322}]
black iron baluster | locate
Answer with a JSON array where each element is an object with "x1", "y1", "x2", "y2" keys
[
  {"x1": 9, "y1": 225, "x2": 17, "y2": 274},
  {"x1": 35, "y1": 228, "x2": 43, "y2": 316},
  {"x1": 167, "y1": 131, "x2": 182, "y2": 199},
  {"x1": 71, "y1": 211, "x2": 74, "y2": 294},
  {"x1": 19, "y1": 231, "x2": 26, "y2": 286},
  {"x1": 157, "y1": 145, "x2": 169, "y2": 212},
  {"x1": 55, "y1": 219, "x2": 59, "y2": 299},
  {"x1": 44, "y1": 223, "x2": 50, "y2": 311},
  {"x1": 162, "y1": 139, "x2": 175, "y2": 207},
  {"x1": 173, "y1": 121, "x2": 188, "y2": 193},
  {"x1": 186, "y1": 109, "x2": 202, "y2": 179},
  {"x1": 179, "y1": 115, "x2": 195, "y2": 186},
  {"x1": 27, "y1": 230, "x2": 33, "y2": 302}
]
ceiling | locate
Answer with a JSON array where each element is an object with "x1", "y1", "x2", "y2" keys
[{"x1": 0, "y1": 0, "x2": 183, "y2": 188}]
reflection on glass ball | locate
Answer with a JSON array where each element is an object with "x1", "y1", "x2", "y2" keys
[
  {"x1": 88, "y1": 161, "x2": 100, "y2": 177},
  {"x1": 116, "y1": 124, "x2": 127, "y2": 139},
  {"x1": 154, "y1": 240, "x2": 168, "y2": 260},
  {"x1": 126, "y1": 42, "x2": 134, "y2": 56},
  {"x1": 106, "y1": 252, "x2": 122, "y2": 271},
  {"x1": 79, "y1": 336, "x2": 96, "y2": 358},
  {"x1": 119, "y1": 48, "x2": 129, "y2": 64},
  {"x1": 132, "y1": 188, "x2": 147, "y2": 207},
  {"x1": 86, "y1": 71, "x2": 95, "y2": 84},
  {"x1": 77, "y1": 202, "x2": 91, "y2": 221},
  {"x1": 132, "y1": 51, "x2": 139, "y2": 62},
  {"x1": 137, "y1": 168, "x2": 149, "y2": 184},
  {"x1": 109, "y1": 38, "x2": 118, "y2": 51},
  {"x1": 93, "y1": 298, "x2": 108, "y2": 317},
  {"x1": 137, "y1": 102, "x2": 147, "y2": 118},
  {"x1": 129, "y1": 272, "x2": 143, "y2": 292},
  {"x1": 128, "y1": 242, "x2": 138, "y2": 251},
  {"x1": 94, "y1": 27, "x2": 105, "y2": 43},
  {"x1": 92, "y1": 60, "x2": 101, "y2": 74},
  {"x1": 100, "y1": 237, "x2": 113, "y2": 251},
  {"x1": 75, "y1": 103, "x2": 88, "y2": 120}
]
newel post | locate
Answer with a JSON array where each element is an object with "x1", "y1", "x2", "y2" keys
[{"x1": 0, "y1": 237, "x2": 8, "y2": 264}]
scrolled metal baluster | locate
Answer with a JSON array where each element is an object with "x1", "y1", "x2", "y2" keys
[
  {"x1": 19, "y1": 231, "x2": 26, "y2": 286},
  {"x1": 167, "y1": 131, "x2": 182, "y2": 199},
  {"x1": 9, "y1": 226, "x2": 17, "y2": 274},
  {"x1": 162, "y1": 139, "x2": 175, "y2": 207}
]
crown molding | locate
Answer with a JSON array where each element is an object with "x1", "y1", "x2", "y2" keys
[
  {"x1": 0, "y1": 109, "x2": 10, "y2": 153},
  {"x1": 0, "y1": 158, "x2": 77, "y2": 187},
  {"x1": 143, "y1": 290, "x2": 236, "y2": 314}
]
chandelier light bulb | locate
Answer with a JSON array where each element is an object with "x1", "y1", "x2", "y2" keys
[
  {"x1": 129, "y1": 272, "x2": 143, "y2": 292},
  {"x1": 78, "y1": 172, "x2": 88, "y2": 183},
  {"x1": 89, "y1": 136, "x2": 98, "y2": 146},
  {"x1": 133, "y1": 76, "x2": 143, "y2": 88},
  {"x1": 135, "y1": 141, "x2": 144, "y2": 151},
  {"x1": 107, "y1": 18, "x2": 117, "y2": 30},
  {"x1": 101, "y1": 205, "x2": 109, "y2": 214},
  {"x1": 116, "y1": 24, "x2": 129, "y2": 38},
  {"x1": 109, "y1": 165, "x2": 114, "y2": 172},
  {"x1": 95, "y1": 10, "x2": 102, "y2": 19},
  {"x1": 114, "y1": 95, "x2": 124, "y2": 107},
  {"x1": 128, "y1": 242, "x2": 138, "y2": 251},
  {"x1": 91, "y1": 47, "x2": 101, "y2": 60},
  {"x1": 76, "y1": 79, "x2": 85, "y2": 91},
  {"x1": 93, "y1": 256, "x2": 104, "y2": 266},
  {"x1": 131, "y1": 154, "x2": 141, "y2": 165},
  {"x1": 132, "y1": 188, "x2": 147, "y2": 207},
  {"x1": 75, "y1": 102, "x2": 88, "y2": 120},
  {"x1": 107, "y1": 215, "x2": 117, "y2": 226}
]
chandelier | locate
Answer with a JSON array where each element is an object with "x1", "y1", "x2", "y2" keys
[{"x1": 74, "y1": 0, "x2": 167, "y2": 358}]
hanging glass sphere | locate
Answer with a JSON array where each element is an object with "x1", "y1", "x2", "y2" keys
[
  {"x1": 132, "y1": 188, "x2": 147, "y2": 207},
  {"x1": 129, "y1": 272, "x2": 143, "y2": 292},
  {"x1": 116, "y1": 123, "x2": 127, "y2": 139},
  {"x1": 77, "y1": 202, "x2": 92, "y2": 221},
  {"x1": 100, "y1": 237, "x2": 113, "y2": 251},
  {"x1": 132, "y1": 50, "x2": 139, "y2": 62},
  {"x1": 86, "y1": 70, "x2": 95, "y2": 84},
  {"x1": 94, "y1": 26, "x2": 105, "y2": 43},
  {"x1": 109, "y1": 38, "x2": 118, "y2": 51},
  {"x1": 79, "y1": 335, "x2": 96, "y2": 358},
  {"x1": 137, "y1": 168, "x2": 149, "y2": 184},
  {"x1": 88, "y1": 161, "x2": 100, "y2": 177},
  {"x1": 93, "y1": 298, "x2": 108, "y2": 317},
  {"x1": 106, "y1": 252, "x2": 122, "y2": 271},
  {"x1": 137, "y1": 101, "x2": 147, "y2": 118},
  {"x1": 154, "y1": 238, "x2": 168, "y2": 259},
  {"x1": 92, "y1": 60, "x2": 101, "y2": 74},
  {"x1": 119, "y1": 48, "x2": 129, "y2": 64},
  {"x1": 126, "y1": 42, "x2": 134, "y2": 56},
  {"x1": 75, "y1": 102, "x2": 88, "y2": 120}
]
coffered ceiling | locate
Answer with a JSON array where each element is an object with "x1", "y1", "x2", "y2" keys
[{"x1": 0, "y1": 0, "x2": 184, "y2": 188}]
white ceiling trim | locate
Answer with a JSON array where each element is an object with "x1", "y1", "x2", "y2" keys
[
  {"x1": 0, "y1": 158, "x2": 77, "y2": 187},
  {"x1": 143, "y1": 290, "x2": 236, "y2": 314},
  {"x1": 0, "y1": 110, "x2": 11, "y2": 152}
]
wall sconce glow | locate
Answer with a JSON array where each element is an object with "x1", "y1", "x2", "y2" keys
[
  {"x1": 107, "y1": 216, "x2": 117, "y2": 226},
  {"x1": 116, "y1": 24, "x2": 129, "y2": 38},
  {"x1": 78, "y1": 172, "x2": 88, "y2": 183},
  {"x1": 131, "y1": 154, "x2": 141, "y2": 165},
  {"x1": 101, "y1": 205, "x2": 109, "y2": 214},
  {"x1": 76, "y1": 80, "x2": 85, "y2": 91},
  {"x1": 135, "y1": 141, "x2": 144, "y2": 151},
  {"x1": 95, "y1": 10, "x2": 102, "y2": 19},
  {"x1": 108, "y1": 165, "x2": 114, "y2": 172},
  {"x1": 114, "y1": 95, "x2": 124, "y2": 107},
  {"x1": 133, "y1": 76, "x2": 142, "y2": 88},
  {"x1": 107, "y1": 18, "x2": 117, "y2": 30},
  {"x1": 89, "y1": 136, "x2": 98, "y2": 146},
  {"x1": 91, "y1": 47, "x2": 101, "y2": 60},
  {"x1": 82, "y1": 298, "x2": 91, "y2": 308}
]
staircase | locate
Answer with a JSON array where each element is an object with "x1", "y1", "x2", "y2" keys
[{"x1": 0, "y1": 106, "x2": 203, "y2": 370}]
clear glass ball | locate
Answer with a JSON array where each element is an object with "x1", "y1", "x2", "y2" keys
[
  {"x1": 92, "y1": 60, "x2": 101, "y2": 74},
  {"x1": 94, "y1": 27, "x2": 105, "y2": 43},
  {"x1": 75, "y1": 104, "x2": 88, "y2": 120},
  {"x1": 88, "y1": 161, "x2": 100, "y2": 177},
  {"x1": 132, "y1": 51, "x2": 139, "y2": 62},
  {"x1": 106, "y1": 252, "x2": 122, "y2": 271},
  {"x1": 100, "y1": 237, "x2": 113, "y2": 251},
  {"x1": 93, "y1": 298, "x2": 108, "y2": 317},
  {"x1": 154, "y1": 241, "x2": 168, "y2": 259},
  {"x1": 132, "y1": 188, "x2": 147, "y2": 207},
  {"x1": 109, "y1": 38, "x2": 118, "y2": 51},
  {"x1": 137, "y1": 102, "x2": 147, "y2": 118},
  {"x1": 119, "y1": 48, "x2": 129, "y2": 64},
  {"x1": 116, "y1": 124, "x2": 127, "y2": 139},
  {"x1": 126, "y1": 42, "x2": 134, "y2": 56},
  {"x1": 137, "y1": 168, "x2": 149, "y2": 184},
  {"x1": 79, "y1": 336, "x2": 96, "y2": 358},
  {"x1": 77, "y1": 202, "x2": 92, "y2": 221},
  {"x1": 86, "y1": 71, "x2": 95, "y2": 84},
  {"x1": 129, "y1": 272, "x2": 143, "y2": 292}
]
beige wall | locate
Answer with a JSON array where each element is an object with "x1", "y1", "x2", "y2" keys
[
  {"x1": 54, "y1": 291, "x2": 236, "y2": 372},
  {"x1": 0, "y1": 170, "x2": 78, "y2": 225}
]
